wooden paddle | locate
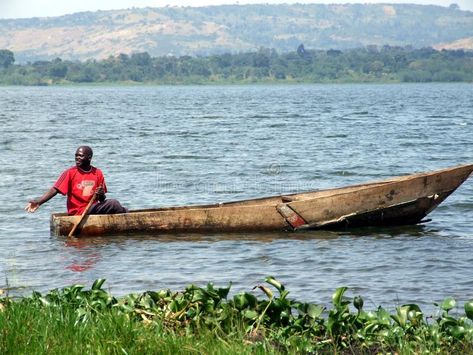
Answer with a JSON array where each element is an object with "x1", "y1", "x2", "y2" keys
[{"x1": 68, "y1": 192, "x2": 97, "y2": 237}]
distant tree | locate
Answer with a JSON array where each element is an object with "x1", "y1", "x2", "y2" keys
[
  {"x1": 130, "y1": 52, "x2": 151, "y2": 66},
  {"x1": 418, "y1": 47, "x2": 436, "y2": 59},
  {"x1": 252, "y1": 52, "x2": 270, "y2": 68},
  {"x1": 297, "y1": 44, "x2": 306, "y2": 57},
  {"x1": 401, "y1": 69, "x2": 432, "y2": 82},
  {"x1": 1, "y1": 46, "x2": 472, "y2": 85},
  {"x1": 129, "y1": 68, "x2": 145, "y2": 82},
  {"x1": 327, "y1": 49, "x2": 342, "y2": 57},
  {"x1": 0, "y1": 49, "x2": 15, "y2": 68},
  {"x1": 72, "y1": 65, "x2": 100, "y2": 82},
  {"x1": 369, "y1": 60, "x2": 384, "y2": 76},
  {"x1": 366, "y1": 45, "x2": 378, "y2": 53},
  {"x1": 49, "y1": 58, "x2": 68, "y2": 78},
  {"x1": 118, "y1": 53, "x2": 130, "y2": 63},
  {"x1": 433, "y1": 70, "x2": 463, "y2": 82},
  {"x1": 32, "y1": 60, "x2": 51, "y2": 76},
  {"x1": 270, "y1": 65, "x2": 286, "y2": 79}
]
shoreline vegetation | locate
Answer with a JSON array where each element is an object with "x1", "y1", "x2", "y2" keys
[
  {"x1": 1, "y1": 278, "x2": 473, "y2": 353},
  {"x1": 1, "y1": 45, "x2": 473, "y2": 86}
]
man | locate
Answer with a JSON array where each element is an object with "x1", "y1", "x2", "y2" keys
[{"x1": 25, "y1": 146, "x2": 127, "y2": 215}]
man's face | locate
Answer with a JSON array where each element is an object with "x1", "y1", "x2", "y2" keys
[{"x1": 75, "y1": 147, "x2": 91, "y2": 169}]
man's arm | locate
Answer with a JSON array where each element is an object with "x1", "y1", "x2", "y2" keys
[{"x1": 25, "y1": 187, "x2": 58, "y2": 213}]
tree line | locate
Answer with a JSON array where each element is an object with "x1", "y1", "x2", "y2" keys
[{"x1": 0, "y1": 45, "x2": 472, "y2": 85}]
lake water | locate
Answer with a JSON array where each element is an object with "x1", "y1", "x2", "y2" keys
[{"x1": 1, "y1": 83, "x2": 472, "y2": 314}]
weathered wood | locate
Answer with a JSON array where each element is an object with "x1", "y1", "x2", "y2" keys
[
  {"x1": 50, "y1": 163, "x2": 473, "y2": 236},
  {"x1": 277, "y1": 204, "x2": 307, "y2": 229},
  {"x1": 68, "y1": 192, "x2": 97, "y2": 237},
  {"x1": 288, "y1": 164, "x2": 473, "y2": 227}
]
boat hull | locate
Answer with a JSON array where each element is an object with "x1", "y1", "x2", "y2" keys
[{"x1": 50, "y1": 164, "x2": 473, "y2": 236}]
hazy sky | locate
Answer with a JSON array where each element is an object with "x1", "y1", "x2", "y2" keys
[{"x1": 1, "y1": 0, "x2": 472, "y2": 19}]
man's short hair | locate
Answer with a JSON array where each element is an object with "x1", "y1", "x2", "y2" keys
[{"x1": 78, "y1": 145, "x2": 93, "y2": 157}]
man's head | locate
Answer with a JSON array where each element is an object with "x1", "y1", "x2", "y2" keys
[{"x1": 75, "y1": 146, "x2": 93, "y2": 170}]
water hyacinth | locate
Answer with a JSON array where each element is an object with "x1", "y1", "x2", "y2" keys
[{"x1": 1, "y1": 278, "x2": 473, "y2": 353}]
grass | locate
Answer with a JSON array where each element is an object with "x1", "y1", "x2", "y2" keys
[
  {"x1": 0, "y1": 304, "x2": 272, "y2": 354},
  {"x1": 1, "y1": 278, "x2": 473, "y2": 354}
]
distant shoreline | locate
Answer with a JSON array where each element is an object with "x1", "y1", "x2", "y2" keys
[
  {"x1": 1, "y1": 47, "x2": 472, "y2": 86},
  {"x1": 2, "y1": 78, "x2": 473, "y2": 87}
]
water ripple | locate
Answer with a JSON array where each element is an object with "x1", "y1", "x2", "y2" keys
[{"x1": 0, "y1": 83, "x2": 472, "y2": 314}]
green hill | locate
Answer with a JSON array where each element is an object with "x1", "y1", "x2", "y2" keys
[{"x1": 0, "y1": 3, "x2": 472, "y2": 62}]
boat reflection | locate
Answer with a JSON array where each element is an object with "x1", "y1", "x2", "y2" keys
[
  {"x1": 64, "y1": 238, "x2": 101, "y2": 272},
  {"x1": 60, "y1": 223, "x2": 428, "y2": 248}
]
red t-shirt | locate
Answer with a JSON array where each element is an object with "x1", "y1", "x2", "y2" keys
[{"x1": 54, "y1": 166, "x2": 108, "y2": 215}]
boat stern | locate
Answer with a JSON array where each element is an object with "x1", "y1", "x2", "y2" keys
[{"x1": 50, "y1": 213, "x2": 74, "y2": 236}]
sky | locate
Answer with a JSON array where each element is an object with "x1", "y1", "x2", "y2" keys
[{"x1": 0, "y1": 0, "x2": 472, "y2": 19}]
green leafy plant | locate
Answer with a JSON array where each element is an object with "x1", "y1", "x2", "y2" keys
[{"x1": 1, "y1": 278, "x2": 473, "y2": 353}]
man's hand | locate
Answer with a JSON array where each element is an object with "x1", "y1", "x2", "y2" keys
[
  {"x1": 25, "y1": 200, "x2": 40, "y2": 213},
  {"x1": 25, "y1": 187, "x2": 58, "y2": 213},
  {"x1": 96, "y1": 185, "x2": 106, "y2": 202}
]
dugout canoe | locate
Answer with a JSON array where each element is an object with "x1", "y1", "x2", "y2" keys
[{"x1": 50, "y1": 163, "x2": 473, "y2": 237}]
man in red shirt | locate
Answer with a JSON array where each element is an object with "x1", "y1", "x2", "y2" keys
[{"x1": 25, "y1": 146, "x2": 127, "y2": 215}]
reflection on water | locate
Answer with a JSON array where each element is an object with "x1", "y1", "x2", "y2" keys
[
  {"x1": 60, "y1": 223, "x2": 429, "y2": 246},
  {"x1": 64, "y1": 239, "x2": 102, "y2": 272},
  {"x1": 0, "y1": 84, "x2": 472, "y2": 314}
]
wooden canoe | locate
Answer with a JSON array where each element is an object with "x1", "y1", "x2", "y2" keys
[{"x1": 50, "y1": 163, "x2": 473, "y2": 237}]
